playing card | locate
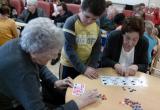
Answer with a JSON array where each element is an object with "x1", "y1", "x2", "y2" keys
[
  {"x1": 72, "y1": 83, "x2": 85, "y2": 96},
  {"x1": 100, "y1": 76, "x2": 147, "y2": 87}
]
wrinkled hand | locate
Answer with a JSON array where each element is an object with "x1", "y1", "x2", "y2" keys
[
  {"x1": 54, "y1": 77, "x2": 73, "y2": 90},
  {"x1": 84, "y1": 67, "x2": 98, "y2": 79},
  {"x1": 74, "y1": 89, "x2": 99, "y2": 109}
]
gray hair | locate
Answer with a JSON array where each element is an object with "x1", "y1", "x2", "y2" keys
[
  {"x1": 20, "y1": 17, "x2": 64, "y2": 53},
  {"x1": 107, "y1": 6, "x2": 118, "y2": 19},
  {"x1": 145, "y1": 20, "x2": 154, "y2": 34}
]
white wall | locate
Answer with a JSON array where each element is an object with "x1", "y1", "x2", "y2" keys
[
  {"x1": 110, "y1": 0, "x2": 160, "y2": 7},
  {"x1": 111, "y1": 0, "x2": 149, "y2": 5},
  {"x1": 149, "y1": 0, "x2": 160, "y2": 7}
]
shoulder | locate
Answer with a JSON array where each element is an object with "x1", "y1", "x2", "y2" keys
[
  {"x1": 7, "y1": 18, "x2": 16, "y2": 24},
  {"x1": 64, "y1": 15, "x2": 78, "y2": 25},
  {"x1": 108, "y1": 30, "x2": 123, "y2": 40},
  {"x1": 63, "y1": 15, "x2": 78, "y2": 30},
  {"x1": 137, "y1": 36, "x2": 149, "y2": 48}
]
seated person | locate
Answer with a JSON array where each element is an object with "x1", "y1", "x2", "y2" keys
[
  {"x1": 100, "y1": 5, "x2": 118, "y2": 31},
  {"x1": 51, "y1": 2, "x2": 73, "y2": 26},
  {"x1": 16, "y1": 0, "x2": 47, "y2": 23},
  {"x1": 144, "y1": 20, "x2": 157, "y2": 65},
  {"x1": 0, "y1": 0, "x2": 18, "y2": 19},
  {"x1": 0, "y1": 5, "x2": 18, "y2": 46},
  {"x1": 0, "y1": 17, "x2": 99, "y2": 110},
  {"x1": 59, "y1": 0, "x2": 106, "y2": 79},
  {"x1": 101, "y1": 16, "x2": 149, "y2": 76}
]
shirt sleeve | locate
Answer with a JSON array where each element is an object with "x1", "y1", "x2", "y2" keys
[
  {"x1": 87, "y1": 30, "x2": 101, "y2": 68},
  {"x1": 39, "y1": 65, "x2": 58, "y2": 88},
  {"x1": 63, "y1": 16, "x2": 87, "y2": 73}
]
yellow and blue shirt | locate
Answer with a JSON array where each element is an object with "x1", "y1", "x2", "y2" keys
[{"x1": 60, "y1": 15, "x2": 101, "y2": 73}]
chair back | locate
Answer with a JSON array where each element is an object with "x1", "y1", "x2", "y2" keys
[
  {"x1": 10, "y1": 0, "x2": 24, "y2": 15},
  {"x1": 37, "y1": 1, "x2": 52, "y2": 17},
  {"x1": 66, "y1": 4, "x2": 80, "y2": 14}
]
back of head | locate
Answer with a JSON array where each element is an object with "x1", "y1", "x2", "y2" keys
[
  {"x1": 113, "y1": 13, "x2": 125, "y2": 25},
  {"x1": 107, "y1": 5, "x2": 118, "y2": 19},
  {"x1": 20, "y1": 17, "x2": 64, "y2": 54},
  {"x1": 122, "y1": 16, "x2": 145, "y2": 37},
  {"x1": 81, "y1": 0, "x2": 106, "y2": 16},
  {"x1": 0, "y1": 4, "x2": 10, "y2": 15},
  {"x1": 145, "y1": 20, "x2": 154, "y2": 35}
]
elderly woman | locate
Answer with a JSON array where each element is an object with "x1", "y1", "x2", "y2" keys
[
  {"x1": 144, "y1": 20, "x2": 157, "y2": 65},
  {"x1": 0, "y1": 5, "x2": 18, "y2": 46},
  {"x1": 101, "y1": 16, "x2": 149, "y2": 76},
  {"x1": 0, "y1": 17, "x2": 99, "y2": 110}
]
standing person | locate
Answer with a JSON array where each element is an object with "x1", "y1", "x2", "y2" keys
[
  {"x1": 59, "y1": 0, "x2": 106, "y2": 79},
  {"x1": 17, "y1": 0, "x2": 47, "y2": 23},
  {"x1": 101, "y1": 17, "x2": 149, "y2": 76},
  {"x1": 0, "y1": 17, "x2": 99, "y2": 110},
  {"x1": 0, "y1": 5, "x2": 18, "y2": 46}
]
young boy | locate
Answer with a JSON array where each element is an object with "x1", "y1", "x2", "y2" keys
[{"x1": 60, "y1": 0, "x2": 106, "y2": 79}]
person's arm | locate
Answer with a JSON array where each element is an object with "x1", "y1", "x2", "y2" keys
[
  {"x1": 16, "y1": 10, "x2": 27, "y2": 23},
  {"x1": 101, "y1": 32, "x2": 119, "y2": 67},
  {"x1": 7, "y1": 69, "x2": 79, "y2": 110},
  {"x1": 87, "y1": 34, "x2": 101, "y2": 68},
  {"x1": 64, "y1": 32, "x2": 87, "y2": 73},
  {"x1": 39, "y1": 65, "x2": 58, "y2": 88},
  {"x1": 136, "y1": 37, "x2": 149, "y2": 73}
]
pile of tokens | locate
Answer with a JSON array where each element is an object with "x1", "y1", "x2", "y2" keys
[
  {"x1": 97, "y1": 94, "x2": 107, "y2": 100},
  {"x1": 124, "y1": 98, "x2": 143, "y2": 110}
]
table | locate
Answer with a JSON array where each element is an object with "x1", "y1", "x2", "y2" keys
[{"x1": 66, "y1": 68, "x2": 160, "y2": 110}]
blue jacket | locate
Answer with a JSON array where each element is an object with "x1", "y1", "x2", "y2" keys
[{"x1": 0, "y1": 39, "x2": 78, "y2": 110}]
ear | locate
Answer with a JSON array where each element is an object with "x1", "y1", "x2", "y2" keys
[{"x1": 30, "y1": 53, "x2": 37, "y2": 60}]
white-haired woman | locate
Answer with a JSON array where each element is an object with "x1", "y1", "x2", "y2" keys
[{"x1": 0, "y1": 17, "x2": 99, "y2": 110}]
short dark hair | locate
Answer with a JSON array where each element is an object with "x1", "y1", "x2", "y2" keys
[
  {"x1": 113, "y1": 13, "x2": 125, "y2": 25},
  {"x1": 105, "y1": 1, "x2": 112, "y2": 8},
  {"x1": 81, "y1": 0, "x2": 106, "y2": 16},
  {"x1": 57, "y1": 2, "x2": 68, "y2": 12},
  {"x1": 139, "y1": 3, "x2": 145, "y2": 7},
  {"x1": 0, "y1": 4, "x2": 10, "y2": 15},
  {"x1": 121, "y1": 16, "x2": 145, "y2": 37}
]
